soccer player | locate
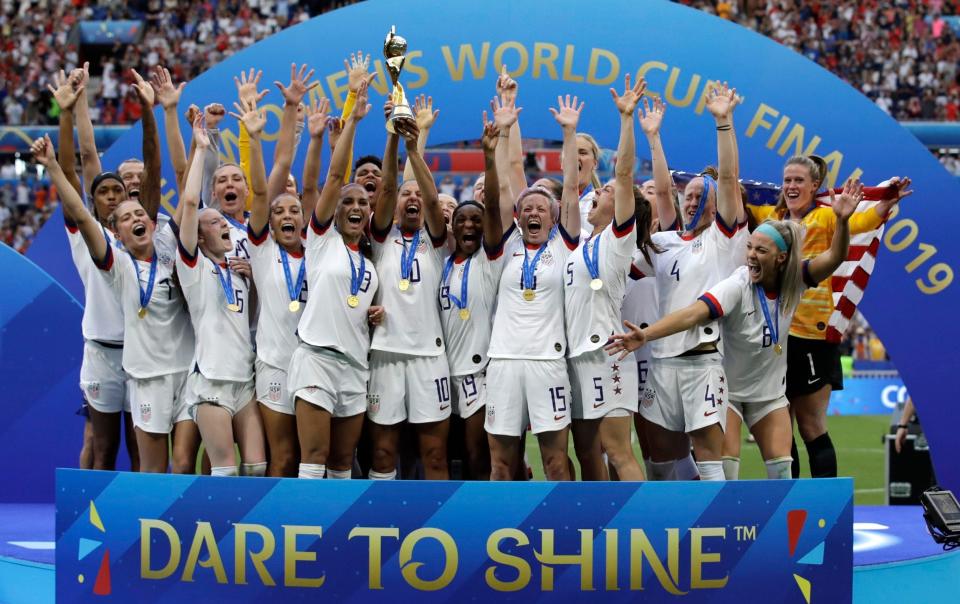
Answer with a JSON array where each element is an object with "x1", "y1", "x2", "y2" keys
[
  {"x1": 287, "y1": 81, "x2": 381, "y2": 480},
  {"x1": 33, "y1": 135, "x2": 197, "y2": 474},
  {"x1": 176, "y1": 119, "x2": 265, "y2": 478},
  {"x1": 484, "y1": 94, "x2": 584, "y2": 481},
  {"x1": 565, "y1": 75, "x2": 647, "y2": 481},
  {"x1": 609, "y1": 179, "x2": 862, "y2": 479}
]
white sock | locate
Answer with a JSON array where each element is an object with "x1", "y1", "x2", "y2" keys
[
  {"x1": 673, "y1": 454, "x2": 700, "y2": 480},
  {"x1": 327, "y1": 468, "x2": 352, "y2": 480},
  {"x1": 211, "y1": 465, "x2": 238, "y2": 477},
  {"x1": 765, "y1": 456, "x2": 793, "y2": 479},
  {"x1": 298, "y1": 463, "x2": 326, "y2": 479},
  {"x1": 241, "y1": 462, "x2": 267, "y2": 477},
  {"x1": 368, "y1": 469, "x2": 396, "y2": 480},
  {"x1": 648, "y1": 460, "x2": 674, "y2": 481},
  {"x1": 722, "y1": 456, "x2": 741, "y2": 481},
  {"x1": 696, "y1": 460, "x2": 725, "y2": 481}
]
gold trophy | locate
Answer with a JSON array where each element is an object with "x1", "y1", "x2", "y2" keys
[{"x1": 383, "y1": 25, "x2": 416, "y2": 133}]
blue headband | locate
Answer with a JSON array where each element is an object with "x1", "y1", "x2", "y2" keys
[
  {"x1": 685, "y1": 175, "x2": 714, "y2": 230},
  {"x1": 755, "y1": 223, "x2": 788, "y2": 251}
]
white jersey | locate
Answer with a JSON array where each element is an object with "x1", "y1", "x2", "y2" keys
[
  {"x1": 565, "y1": 219, "x2": 637, "y2": 358},
  {"x1": 176, "y1": 244, "x2": 254, "y2": 382},
  {"x1": 702, "y1": 263, "x2": 813, "y2": 401},
  {"x1": 621, "y1": 267, "x2": 659, "y2": 371},
  {"x1": 66, "y1": 219, "x2": 124, "y2": 343},
  {"x1": 97, "y1": 222, "x2": 194, "y2": 378},
  {"x1": 371, "y1": 223, "x2": 445, "y2": 356},
  {"x1": 298, "y1": 214, "x2": 379, "y2": 368},
  {"x1": 632, "y1": 219, "x2": 746, "y2": 358},
  {"x1": 248, "y1": 224, "x2": 307, "y2": 370},
  {"x1": 438, "y1": 248, "x2": 500, "y2": 376},
  {"x1": 223, "y1": 212, "x2": 250, "y2": 260},
  {"x1": 489, "y1": 225, "x2": 579, "y2": 360}
]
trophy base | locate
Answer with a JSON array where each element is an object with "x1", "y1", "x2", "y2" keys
[{"x1": 386, "y1": 104, "x2": 416, "y2": 134}]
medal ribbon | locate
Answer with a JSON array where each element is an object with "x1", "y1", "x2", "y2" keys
[
  {"x1": 348, "y1": 245, "x2": 366, "y2": 297},
  {"x1": 279, "y1": 246, "x2": 306, "y2": 303},
  {"x1": 441, "y1": 254, "x2": 471, "y2": 310},
  {"x1": 400, "y1": 230, "x2": 421, "y2": 282},
  {"x1": 582, "y1": 234, "x2": 601, "y2": 281},
  {"x1": 756, "y1": 284, "x2": 780, "y2": 350},
  {"x1": 214, "y1": 262, "x2": 237, "y2": 306},
  {"x1": 128, "y1": 251, "x2": 157, "y2": 311},
  {"x1": 522, "y1": 241, "x2": 548, "y2": 291}
]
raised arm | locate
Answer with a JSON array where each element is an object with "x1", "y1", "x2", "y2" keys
[
  {"x1": 152, "y1": 66, "x2": 188, "y2": 198},
  {"x1": 300, "y1": 97, "x2": 330, "y2": 220},
  {"x1": 610, "y1": 74, "x2": 646, "y2": 226},
  {"x1": 372, "y1": 102, "x2": 401, "y2": 234},
  {"x1": 47, "y1": 68, "x2": 85, "y2": 200},
  {"x1": 491, "y1": 91, "x2": 522, "y2": 224},
  {"x1": 704, "y1": 83, "x2": 743, "y2": 226},
  {"x1": 402, "y1": 94, "x2": 439, "y2": 181},
  {"x1": 479, "y1": 115, "x2": 503, "y2": 249},
  {"x1": 230, "y1": 98, "x2": 268, "y2": 234},
  {"x1": 496, "y1": 66, "x2": 528, "y2": 200},
  {"x1": 130, "y1": 69, "x2": 161, "y2": 221},
  {"x1": 550, "y1": 95, "x2": 583, "y2": 236},
  {"x1": 269, "y1": 63, "x2": 317, "y2": 204},
  {"x1": 605, "y1": 301, "x2": 712, "y2": 360},
  {"x1": 406, "y1": 125, "x2": 445, "y2": 240},
  {"x1": 32, "y1": 135, "x2": 107, "y2": 261},
  {"x1": 179, "y1": 118, "x2": 210, "y2": 255},
  {"x1": 639, "y1": 97, "x2": 674, "y2": 230},
  {"x1": 340, "y1": 51, "x2": 375, "y2": 184},
  {"x1": 73, "y1": 63, "x2": 103, "y2": 190},
  {"x1": 316, "y1": 82, "x2": 370, "y2": 225},
  {"x1": 807, "y1": 178, "x2": 861, "y2": 283},
  {"x1": 199, "y1": 103, "x2": 225, "y2": 208}
]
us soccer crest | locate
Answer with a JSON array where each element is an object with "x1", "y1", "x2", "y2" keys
[
  {"x1": 367, "y1": 394, "x2": 380, "y2": 414},
  {"x1": 139, "y1": 402, "x2": 152, "y2": 423},
  {"x1": 84, "y1": 381, "x2": 101, "y2": 401},
  {"x1": 539, "y1": 250, "x2": 554, "y2": 266},
  {"x1": 268, "y1": 381, "x2": 282, "y2": 402},
  {"x1": 159, "y1": 252, "x2": 173, "y2": 267},
  {"x1": 641, "y1": 387, "x2": 656, "y2": 408},
  {"x1": 692, "y1": 237, "x2": 704, "y2": 254}
]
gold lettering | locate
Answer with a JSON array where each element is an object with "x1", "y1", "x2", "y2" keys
[
  {"x1": 404, "y1": 51, "x2": 429, "y2": 90},
  {"x1": 604, "y1": 528, "x2": 618, "y2": 591},
  {"x1": 533, "y1": 43, "x2": 560, "y2": 80},
  {"x1": 159, "y1": 178, "x2": 176, "y2": 215},
  {"x1": 140, "y1": 519, "x2": 181, "y2": 580},
  {"x1": 369, "y1": 60, "x2": 391, "y2": 96},
  {"x1": 441, "y1": 43, "x2": 491, "y2": 81},
  {"x1": 283, "y1": 525, "x2": 325, "y2": 588},
  {"x1": 534, "y1": 529, "x2": 594, "y2": 591},
  {"x1": 664, "y1": 67, "x2": 700, "y2": 108},
  {"x1": 260, "y1": 104, "x2": 285, "y2": 143},
  {"x1": 586, "y1": 48, "x2": 619, "y2": 86},
  {"x1": 636, "y1": 61, "x2": 668, "y2": 98},
  {"x1": 629, "y1": 529, "x2": 686, "y2": 595},
  {"x1": 766, "y1": 115, "x2": 791, "y2": 150},
  {"x1": 745, "y1": 103, "x2": 779, "y2": 138},
  {"x1": 493, "y1": 42, "x2": 530, "y2": 78},
  {"x1": 182, "y1": 522, "x2": 227, "y2": 584},
  {"x1": 235, "y1": 523, "x2": 276, "y2": 586},
  {"x1": 485, "y1": 529, "x2": 532, "y2": 592},
  {"x1": 399, "y1": 528, "x2": 459, "y2": 591},
  {"x1": 349, "y1": 527, "x2": 400, "y2": 589},
  {"x1": 777, "y1": 123, "x2": 821, "y2": 157},
  {"x1": 821, "y1": 150, "x2": 847, "y2": 189},
  {"x1": 690, "y1": 527, "x2": 728, "y2": 589},
  {"x1": 562, "y1": 44, "x2": 585, "y2": 83},
  {"x1": 325, "y1": 70, "x2": 350, "y2": 111}
]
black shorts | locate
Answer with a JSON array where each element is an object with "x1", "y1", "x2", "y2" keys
[{"x1": 786, "y1": 335, "x2": 843, "y2": 397}]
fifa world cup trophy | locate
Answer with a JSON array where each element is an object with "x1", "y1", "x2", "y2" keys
[{"x1": 383, "y1": 25, "x2": 416, "y2": 133}]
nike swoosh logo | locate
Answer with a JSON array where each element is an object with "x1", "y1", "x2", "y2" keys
[
  {"x1": 745, "y1": 311, "x2": 756, "y2": 316},
  {"x1": 704, "y1": 410, "x2": 718, "y2": 417},
  {"x1": 554, "y1": 414, "x2": 565, "y2": 421},
  {"x1": 592, "y1": 402, "x2": 605, "y2": 409},
  {"x1": 512, "y1": 252, "x2": 524, "y2": 257},
  {"x1": 440, "y1": 404, "x2": 450, "y2": 411},
  {"x1": 807, "y1": 378, "x2": 820, "y2": 385},
  {"x1": 465, "y1": 398, "x2": 475, "y2": 406}
]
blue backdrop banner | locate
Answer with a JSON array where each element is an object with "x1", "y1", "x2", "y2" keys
[{"x1": 55, "y1": 470, "x2": 852, "y2": 603}]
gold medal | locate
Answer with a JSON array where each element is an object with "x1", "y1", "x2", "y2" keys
[
  {"x1": 590, "y1": 278, "x2": 603, "y2": 291},
  {"x1": 774, "y1": 343, "x2": 783, "y2": 355},
  {"x1": 227, "y1": 303, "x2": 241, "y2": 313},
  {"x1": 288, "y1": 300, "x2": 301, "y2": 313},
  {"x1": 459, "y1": 308, "x2": 470, "y2": 321},
  {"x1": 399, "y1": 279, "x2": 410, "y2": 291},
  {"x1": 137, "y1": 307, "x2": 147, "y2": 319},
  {"x1": 522, "y1": 289, "x2": 536, "y2": 302},
  {"x1": 347, "y1": 295, "x2": 360, "y2": 308}
]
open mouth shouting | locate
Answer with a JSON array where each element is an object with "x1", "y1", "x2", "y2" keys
[
  {"x1": 361, "y1": 180, "x2": 377, "y2": 193},
  {"x1": 280, "y1": 221, "x2": 297, "y2": 234},
  {"x1": 346, "y1": 211, "x2": 364, "y2": 227},
  {"x1": 224, "y1": 191, "x2": 238, "y2": 203},
  {"x1": 747, "y1": 259, "x2": 761, "y2": 280},
  {"x1": 132, "y1": 222, "x2": 147, "y2": 237},
  {"x1": 526, "y1": 217, "x2": 543, "y2": 235}
]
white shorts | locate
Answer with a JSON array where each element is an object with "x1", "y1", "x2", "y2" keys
[
  {"x1": 80, "y1": 341, "x2": 129, "y2": 414},
  {"x1": 128, "y1": 371, "x2": 189, "y2": 434},
  {"x1": 452, "y1": 369, "x2": 487, "y2": 419},
  {"x1": 730, "y1": 395, "x2": 790, "y2": 429},
  {"x1": 367, "y1": 350, "x2": 451, "y2": 425},
  {"x1": 185, "y1": 371, "x2": 254, "y2": 419},
  {"x1": 484, "y1": 358, "x2": 570, "y2": 437},
  {"x1": 641, "y1": 353, "x2": 727, "y2": 434},
  {"x1": 569, "y1": 349, "x2": 639, "y2": 420},
  {"x1": 255, "y1": 358, "x2": 293, "y2": 415},
  {"x1": 287, "y1": 344, "x2": 367, "y2": 418}
]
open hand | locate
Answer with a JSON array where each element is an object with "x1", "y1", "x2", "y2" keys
[
  {"x1": 413, "y1": 94, "x2": 439, "y2": 130},
  {"x1": 47, "y1": 69, "x2": 84, "y2": 111},
  {"x1": 275, "y1": 63, "x2": 317, "y2": 106},
  {"x1": 234, "y1": 68, "x2": 269, "y2": 107},
  {"x1": 610, "y1": 73, "x2": 646, "y2": 116},
  {"x1": 604, "y1": 320, "x2": 647, "y2": 360},
  {"x1": 229, "y1": 97, "x2": 266, "y2": 139},
  {"x1": 151, "y1": 66, "x2": 185, "y2": 110},
  {"x1": 130, "y1": 69, "x2": 155, "y2": 107},
  {"x1": 549, "y1": 94, "x2": 584, "y2": 130},
  {"x1": 831, "y1": 177, "x2": 864, "y2": 222},
  {"x1": 345, "y1": 51, "x2": 375, "y2": 93}
]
